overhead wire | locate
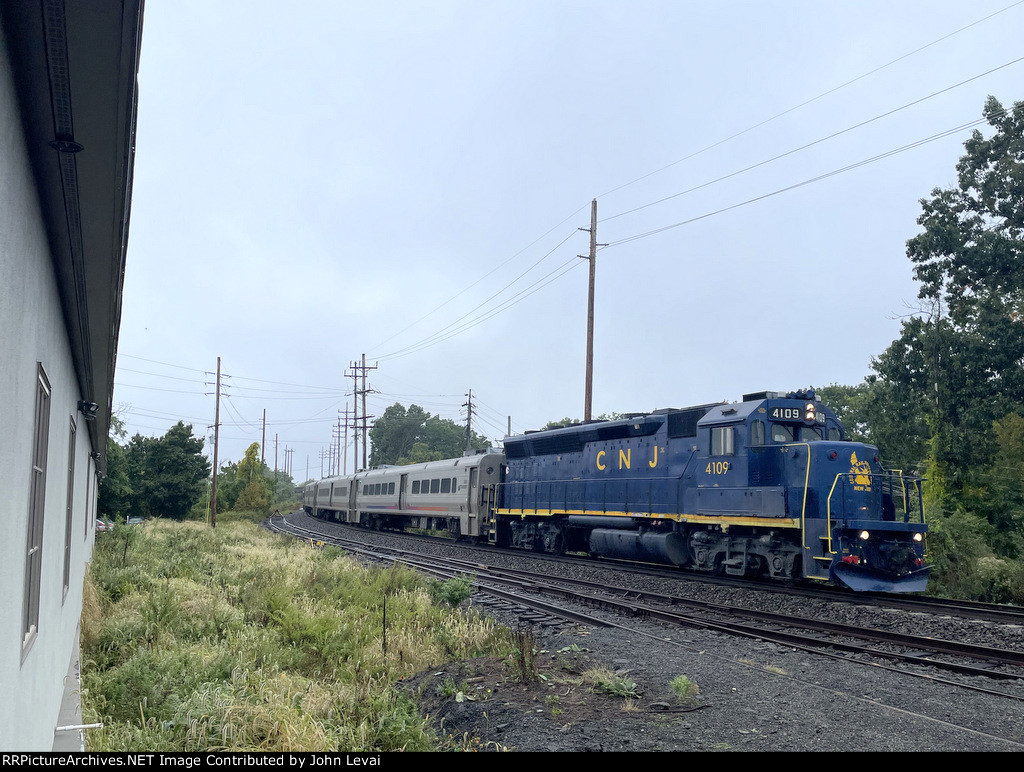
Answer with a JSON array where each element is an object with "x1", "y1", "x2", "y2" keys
[
  {"x1": 595, "y1": 0, "x2": 1024, "y2": 202},
  {"x1": 371, "y1": 228, "x2": 580, "y2": 361},
  {"x1": 601, "y1": 55, "x2": 1024, "y2": 225},
  {"x1": 365, "y1": 11, "x2": 1024, "y2": 368},
  {"x1": 603, "y1": 113, "x2": 1001, "y2": 249}
]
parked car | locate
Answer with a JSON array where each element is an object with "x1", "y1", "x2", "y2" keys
[
  {"x1": 95, "y1": 519, "x2": 113, "y2": 533},
  {"x1": 126, "y1": 516, "x2": 144, "y2": 525}
]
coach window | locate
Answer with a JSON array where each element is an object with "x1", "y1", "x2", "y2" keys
[
  {"x1": 412, "y1": 480, "x2": 420, "y2": 494},
  {"x1": 388, "y1": 482, "x2": 395, "y2": 495},
  {"x1": 441, "y1": 478, "x2": 451, "y2": 493},
  {"x1": 711, "y1": 426, "x2": 734, "y2": 456},
  {"x1": 750, "y1": 420, "x2": 765, "y2": 447},
  {"x1": 430, "y1": 478, "x2": 440, "y2": 494}
]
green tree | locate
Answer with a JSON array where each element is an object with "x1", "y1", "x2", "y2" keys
[
  {"x1": 97, "y1": 415, "x2": 132, "y2": 520},
  {"x1": 817, "y1": 380, "x2": 929, "y2": 473},
  {"x1": 872, "y1": 96, "x2": 1024, "y2": 599},
  {"x1": 143, "y1": 422, "x2": 213, "y2": 518},
  {"x1": 369, "y1": 404, "x2": 430, "y2": 467},
  {"x1": 901, "y1": 96, "x2": 1024, "y2": 493},
  {"x1": 541, "y1": 412, "x2": 626, "y2": 430},
  {"x1": 233, "y1": 442, "x2": 273, "y2": 514},
  {"x1": 369, "y1": 403, "x2": 489, "y2": 467}
]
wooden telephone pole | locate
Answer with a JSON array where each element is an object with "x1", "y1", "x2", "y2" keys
[
  {"x1": 580, "y1": 199, "x2": 598, "y2": 421},
  {"x1": 211, "y1": 356, "x2": 221, "y2": 528}
]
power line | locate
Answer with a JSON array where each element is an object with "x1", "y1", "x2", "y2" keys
[
  {"x1": 604, "y1": 113, "x2": 997, "y2": 250},
  {"x1": 601, "y1": 55, "x2": 1024, "y2": 226},
  {"x1": 372, "y1": 229, "x2": 579, "y2": 361},
  {"x1": 375, "y1": 249, "x2": 585, "y2": 362},
  {"x1": 595, "y1": 0, "x2": 1024, "y2": 202}
]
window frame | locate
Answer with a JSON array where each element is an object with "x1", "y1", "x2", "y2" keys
[
  {"x1": 23, "y1": 364, "x2": 51, "y2": 659},
  {"x1": 63, "y1": 416, "x2": 76, "y2": 603},
  {"x1": 710, "y1": 426, "x2": 735, "y2": 456}
]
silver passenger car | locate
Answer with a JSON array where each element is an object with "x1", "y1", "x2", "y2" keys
[{"x1": 304, "y1": 451, "x2": 505, "y2": 540}]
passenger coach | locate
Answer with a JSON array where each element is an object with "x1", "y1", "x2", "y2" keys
[{"x1": 304, "y1": 451, "x2": 504, "y2": 538}]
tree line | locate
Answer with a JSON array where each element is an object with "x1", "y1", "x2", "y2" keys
[
  {"x1": 98, "y1": 420, "x2": 296, "y2": 521},
  {"x1": 815, "y1": 96, "x2": 1024, "y2": 602}
]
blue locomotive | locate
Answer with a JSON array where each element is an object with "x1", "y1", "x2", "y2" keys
[
  {"x1": 491, "y1": 389, "x2": 929, "y2": 593},
  {"x1": 305, "y1": 389, "x2": 929, "y2": 593}
]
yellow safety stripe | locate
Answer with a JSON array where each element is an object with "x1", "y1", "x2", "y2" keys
[{"x1": 493, "y1": 508, "x2": 800, "y2": 529}]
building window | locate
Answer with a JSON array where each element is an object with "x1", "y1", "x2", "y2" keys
[
  {"x1": 63, "y1": 417, "x2": 76, "y2": 602},
  {"x1": 84, "y1": 456, "x2": 92, "y2": 539},
  {"x1": 23, "y1": 364, "x2": 51, "y2": 656}
]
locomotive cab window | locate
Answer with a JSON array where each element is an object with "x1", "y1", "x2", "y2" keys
[
  {"x1": 772, "y1": 423, "x2": 795, "y2": 443},
  {"x1": 710, "y1": 426, "x2": 735, "y2": 456},
  {"x1": 750, "y1": 420, "x2": 765, "y2": 447},
  {"x1": 799, "y1": 426, "x2": 822, "y2": 442}
]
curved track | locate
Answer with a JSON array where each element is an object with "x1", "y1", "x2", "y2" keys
[{"x1": 269, "y1": 511, "x2": 1024, "y2": 702}]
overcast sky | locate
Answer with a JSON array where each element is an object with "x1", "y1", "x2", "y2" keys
[{"x1": 113, "y1": 0, "x2": 1024, "y2": 481}]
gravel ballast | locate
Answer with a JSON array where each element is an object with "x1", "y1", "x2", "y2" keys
[{"x1": 289, "y1": 512, "x2": 1024, "y2": 751}]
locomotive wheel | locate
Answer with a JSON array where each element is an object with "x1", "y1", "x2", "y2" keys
[{"x1": 540, "y1": 521, "x2": 567, "y2": 555}]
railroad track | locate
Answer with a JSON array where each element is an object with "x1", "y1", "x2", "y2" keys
[
  {"x1": 266, "y1": 514, "x2": 611, "y2": 631},
  {"x1": 269, "y1": 511, "x2": 1024, "y2": 701}
]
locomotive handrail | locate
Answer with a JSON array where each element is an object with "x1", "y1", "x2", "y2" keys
[
  {"x1": 825, "y1": 471, "x2": 927, "y2": 547},
  {"x1": 778, "y1": 443, "x2": 813, "y2": 557}
]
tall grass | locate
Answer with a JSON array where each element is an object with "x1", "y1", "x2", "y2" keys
[{"x1": 82, "y1": 519, "x2": 512, "y2": 751}]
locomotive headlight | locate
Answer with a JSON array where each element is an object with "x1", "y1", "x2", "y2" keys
[
  {"x1": 858, "y1": 530, "x2": 870, "y2": 541},
  {"x1": 913, "y1": 533, "x2": 923, "y2": 542}
]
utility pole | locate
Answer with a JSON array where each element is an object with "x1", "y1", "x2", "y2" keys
[
  {"x1": 274, "y1": 433, "x2": 278, "y2": 482},
  {"x1": 211, "y1": 356, "x2": 221, "y2": 528},
  {"x1": 333, "y1": 417, "x2": 342, "y2": 475},
  {"x1": 463, "y1": 389, "x2": 474, "y2": 453},
  {"x1": 347, "y1": 366, "x2": 360, "y2": 472},
  {"x1": 361, "y1": 354, "x2": 376, "y2": 469},
  {"x1": 579, "y1": 199, "x2": 598, "y2": 421},
  {"x1": 349, "y1": 355, "x2": 377, "y2": 470},
  {"x1": 340, "y1": 403, "x2": 350, "y2": 475},
  {"x1": 261, "y1": 409, "x2": 266, "y2": 463}
]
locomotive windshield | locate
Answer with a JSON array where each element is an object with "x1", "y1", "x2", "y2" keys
[{"x1": 770, "y1": 423, "x2": 822, "y2": 443}]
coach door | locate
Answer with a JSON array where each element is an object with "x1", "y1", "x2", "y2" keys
[
  {"x1": 399, "y1": 474, "x2": 408, "y2": 511},
  {"x1": 468, "y1": 467, "x2": 478, "y2": 514},
  {"x1": 347, "y1": 480, "x2": 359, "y2": 524}
]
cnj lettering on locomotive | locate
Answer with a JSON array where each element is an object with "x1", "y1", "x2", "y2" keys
[{"x1": 595, "y1": 446, "x2": 661, "y2": 471}]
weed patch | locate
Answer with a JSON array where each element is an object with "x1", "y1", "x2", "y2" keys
[{"x1": 81, "y1": 519, "x2": 511, "y2": 750}]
